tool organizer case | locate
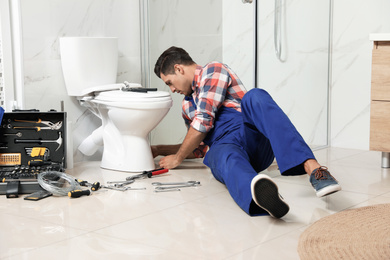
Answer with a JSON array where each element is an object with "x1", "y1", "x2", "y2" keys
[{"x1": 0, "y1": 110, "x2": 67, "y2": 196}]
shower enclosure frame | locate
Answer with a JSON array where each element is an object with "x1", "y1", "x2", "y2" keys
[{"x1": 140, "y1": 0, "x2": 333, "y2": 149}]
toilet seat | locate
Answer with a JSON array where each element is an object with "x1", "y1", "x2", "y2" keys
[{"x1": 92, "y1": 90, "x2": 173, "y2": 109}]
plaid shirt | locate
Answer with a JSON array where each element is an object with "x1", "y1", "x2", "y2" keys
[{"x1": 182, "y1": 62, "x2": 247, "y2": 157}]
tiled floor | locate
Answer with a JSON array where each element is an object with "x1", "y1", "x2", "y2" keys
[{"x1": 1, "y1": 147, "x2": 390, "y2": 259}]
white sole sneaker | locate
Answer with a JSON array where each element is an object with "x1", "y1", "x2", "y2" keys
[
  {"x1": 316, "y1": 184, "x2": 342, "y2": 197},
  {"x1": 251, "y1": 174, "x2": 289, "y2": 218}
]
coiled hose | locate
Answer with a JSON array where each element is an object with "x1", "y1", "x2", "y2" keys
[{"x1": 37, "y1": 171, "x2": 80, "y2": 196}]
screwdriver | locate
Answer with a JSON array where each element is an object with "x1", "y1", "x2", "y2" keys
[
  {"x1": 68, "y1": 189, "x2": 90, "y2": 198},
  {"x1": 126, "y1": 168, "x2": 169, "y2": 181},
  {"x1": 28, "y1": 159, "x2": 52, "y2": 167},
  {"x1": 75, "y1": 179, "x2": 101, "y2": 191}
]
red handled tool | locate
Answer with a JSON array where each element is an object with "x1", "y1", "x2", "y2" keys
[{"x1": 125, "y1": 168, "x2": 168, "y2": 181}]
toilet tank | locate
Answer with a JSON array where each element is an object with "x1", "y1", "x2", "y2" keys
[{"x1": 60, "y1": 37, "x2": 119, "y2": 96}]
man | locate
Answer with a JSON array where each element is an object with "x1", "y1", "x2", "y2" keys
[{"x1": 152, "y1": 46, "x2": 341, "y2": 218}]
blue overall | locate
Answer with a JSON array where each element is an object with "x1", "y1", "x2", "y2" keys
[{"x1": 197, "y1": 88, "x2": 315, "y2": 216}]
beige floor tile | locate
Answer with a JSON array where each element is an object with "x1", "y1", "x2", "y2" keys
[
  {"x1": 0, "y1": 213, "x2": 87, "y2": 259},
  {"x1": 2, "y1": 147, "x2": 389, "y2": 259}
]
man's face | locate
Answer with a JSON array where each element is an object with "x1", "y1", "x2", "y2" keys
[{"x1": 160, "y1": 65, "x2": 192, "y2": 96}]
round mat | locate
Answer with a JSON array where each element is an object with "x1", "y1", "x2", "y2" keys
[{"x1": 298, "y1": 203, "x2": 390, "y2": 260}]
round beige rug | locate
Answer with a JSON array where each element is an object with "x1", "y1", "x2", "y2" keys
[{"x1": 298, "y1": 203, "x2": 390, "y2": 260}]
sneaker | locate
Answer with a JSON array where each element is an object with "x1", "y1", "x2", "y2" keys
[
  {"x1": 310, "y1": 166, "x2": 341, "y2": 197},
  {"x1": 251, "y1": 174, "x2": 289, "y2": 218}
]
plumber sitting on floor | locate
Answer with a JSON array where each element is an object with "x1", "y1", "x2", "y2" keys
[{"x1": 151, "y1": 46, "x2": 341, "y2": 218}]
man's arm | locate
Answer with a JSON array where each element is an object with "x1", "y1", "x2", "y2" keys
[{"x1": 158, "y1": 127, "x2": 207, "y2": 169}]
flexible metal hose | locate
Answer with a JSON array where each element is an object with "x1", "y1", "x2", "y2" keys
[{"x1": 37, "y1": 171, "x2": 80, "y2": 196}]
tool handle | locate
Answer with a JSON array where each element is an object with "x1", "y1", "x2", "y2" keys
[
  {"x1": 13, "y1": 127, "x2": 41, "y2": 131},
  {"x1": 91, "y1": 182, "x2": 101, "y2": 191},
  {"x1": 14, "y1": 139, "x2": 43, "y2": 143},
  {"x1": 68, "y1": 189, "x2": 90, "y2": 198},
  {"x1": 75, "y1": 179, "x2": 88, "y2": 186},
  {"x1": 147, "y1": 168, "x2": 169, "y2": 178},
  {"x1": 28, "y1": 160, "x2": 49, "y2": 166},
  {"x1": 14, "y1": 119, "x2": 41, "y2": 123}
]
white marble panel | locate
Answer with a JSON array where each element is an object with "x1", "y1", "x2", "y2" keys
[
  {"x1": 148, "y1": 0, "x2": 223, "y2": 145},
  {"x1": 255, "y1": 0, "x2": 330, "y2": 147},
  {"x1": 20, "y1": 0, "x2": 142, "y2": 164},
  {"x1": 331, "y1": 0, "x2": 390, "y2": 150},
  {"x1": 222, "y1": 0, "x2": 254, "y2": 89}
]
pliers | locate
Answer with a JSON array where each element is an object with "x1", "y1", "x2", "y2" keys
[{"x1": 14, "y1": 119, "x2": 62, "y2": 131}]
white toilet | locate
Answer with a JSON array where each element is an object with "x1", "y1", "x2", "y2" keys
[{"x1": 59, "y1": 37, "x2": 172, "y2": 172}]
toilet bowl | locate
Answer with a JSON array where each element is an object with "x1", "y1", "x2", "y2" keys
[{"x1": 60, "y1": 37, "x2": 172, "y2": 172}]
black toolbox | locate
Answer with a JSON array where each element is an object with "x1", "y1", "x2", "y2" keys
[{"x1": 0, "y1": 110, "x2": 66, "y2": 197}]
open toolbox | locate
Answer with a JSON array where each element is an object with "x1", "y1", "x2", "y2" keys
[{"x1": 0, "y1": 110, "x2": 66, "y2": 197}]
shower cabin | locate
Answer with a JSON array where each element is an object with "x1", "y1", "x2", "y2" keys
[{"x1": 146, "y1": 0, "x2": 332, "y2": 150}]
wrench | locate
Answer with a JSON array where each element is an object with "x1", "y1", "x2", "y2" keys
[
  {"x1": 102, "y1": 185, "x2": 145, "y2": 191},
  {"x1": 101, "y1": 185, "x2": 128, "y2": 191},
  {"x1": 123, "y1": 187, "x2": 146, "y2": 191},
  {"x1": 107, "y1": 180, "x2": 135, "y2": 187},
  {"x1": 154, "y1": 183, "x2": 201, "y2": 190},
  {"x1": 152, "y1": 181, "x2": 200, "y2": 186},
  {"x1": 154, "y1": 188, "x2": 181, "y2": 193}
]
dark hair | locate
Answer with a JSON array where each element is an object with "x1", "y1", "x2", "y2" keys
[{"x1": 154, "y1": 46, "x2": 195, "y2": 78}]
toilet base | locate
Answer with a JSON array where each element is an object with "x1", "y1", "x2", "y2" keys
[{"x1": 100, "y1": 135, "x2": 156, "y2": 172}]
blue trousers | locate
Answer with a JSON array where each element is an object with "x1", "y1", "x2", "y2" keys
[{"x1": 203, "y1": 89, "x2": 315, "y2": 216}]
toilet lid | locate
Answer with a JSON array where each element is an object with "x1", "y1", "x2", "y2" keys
[{"x1": 94, "y1": 89, "x2": 171, "y2": 102}]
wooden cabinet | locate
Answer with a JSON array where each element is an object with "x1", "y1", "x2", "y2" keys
[{"x1": 370, "y1": 37, "x2": 390, "y2": 153}]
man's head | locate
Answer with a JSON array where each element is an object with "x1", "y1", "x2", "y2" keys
[{"x1": 154, "y1": 46, "x2": 197, "y2": 96}]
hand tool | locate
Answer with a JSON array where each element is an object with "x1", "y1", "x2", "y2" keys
[
  {"x1": 13, "y1": 124, "x2": 62, "y2": 131},
  {"x1": 25, "y1": 147, "x2": 49, "y2": 159},
  {"x1": 13, "y1": 121, "x2": 62, "y2": 131},
  {"x1": 3, "y1": 132, "x2": 23, "y2": 137},
  {"x1": 152, "y1": 181, "x2": 200, "y2": 186},
  {"x1": 112, "y1": 181, "x2": 134, "y2": 188},
  {"x1": 106, "y1": 179, "x2": 135, "y2": 187},
  {"x1": 123, "y1": 187, "x2": 146, "y2": 190},
  {"x1": 28, "y1": 159, "x2": 54, "y2": 167},
  {"x1": 15, "y1": 132, "x2": 63, "y2": 151},
  {"x1": 14, "y1": 119, "x2": 63, "y2": 129},
  {"x1": 154, "y1": 188, "x2": 181, "y2": 193},
  {"x1": 68, "y1": 189, "x2": 90, "y2": 198},
  {"x1": 153, "y1": 181, "x2": 201, "y2": 191},
  {"x1": 75, "y1": 179, "x2": 101, "y2": 191},
  {"x1": 154, "y1": 184, "x2": 201, "y2": 190},
  {"x1": 123, "y1": 88, "x2": 158, "y2": 93},
  {"x1": 100, "y1": 185, "x2": 128, "y2": 191},
  {"x1": 125, "y1": 168, "x2": 168, "y2": 181},
  {"x1": 2, "y1": 178, "x2": 37, "y2": 182}
]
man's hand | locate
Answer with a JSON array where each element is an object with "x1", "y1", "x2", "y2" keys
[
  {"x1": 158, "y1": 127, "x2": 207, "y2": 169},
  {"x1": 159, "y1": 154, "x2": 181, "y2": 169}
]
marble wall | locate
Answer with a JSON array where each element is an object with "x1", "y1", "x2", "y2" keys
[
  {"x1": 255, "y1": 0, "x2": 330, "y2": 148},
  {"x1": 224, "y1": 0, "x2": 390, "y2": 151},
  {"x1": 222, "y1": 0, "x2": 330, "y2": 148},
  {"x1": 7, "y1": 0, "x2": 390, "y2": 167},
  {"x1": 19, "y1": 0, "x2": 142, "y2": 163},
  {"x1": 330, "y1": 0, "x2": 390, "y2": 150},
  {"x1": 148, "y1": 0, "x2": 223, "y2": 145}
]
